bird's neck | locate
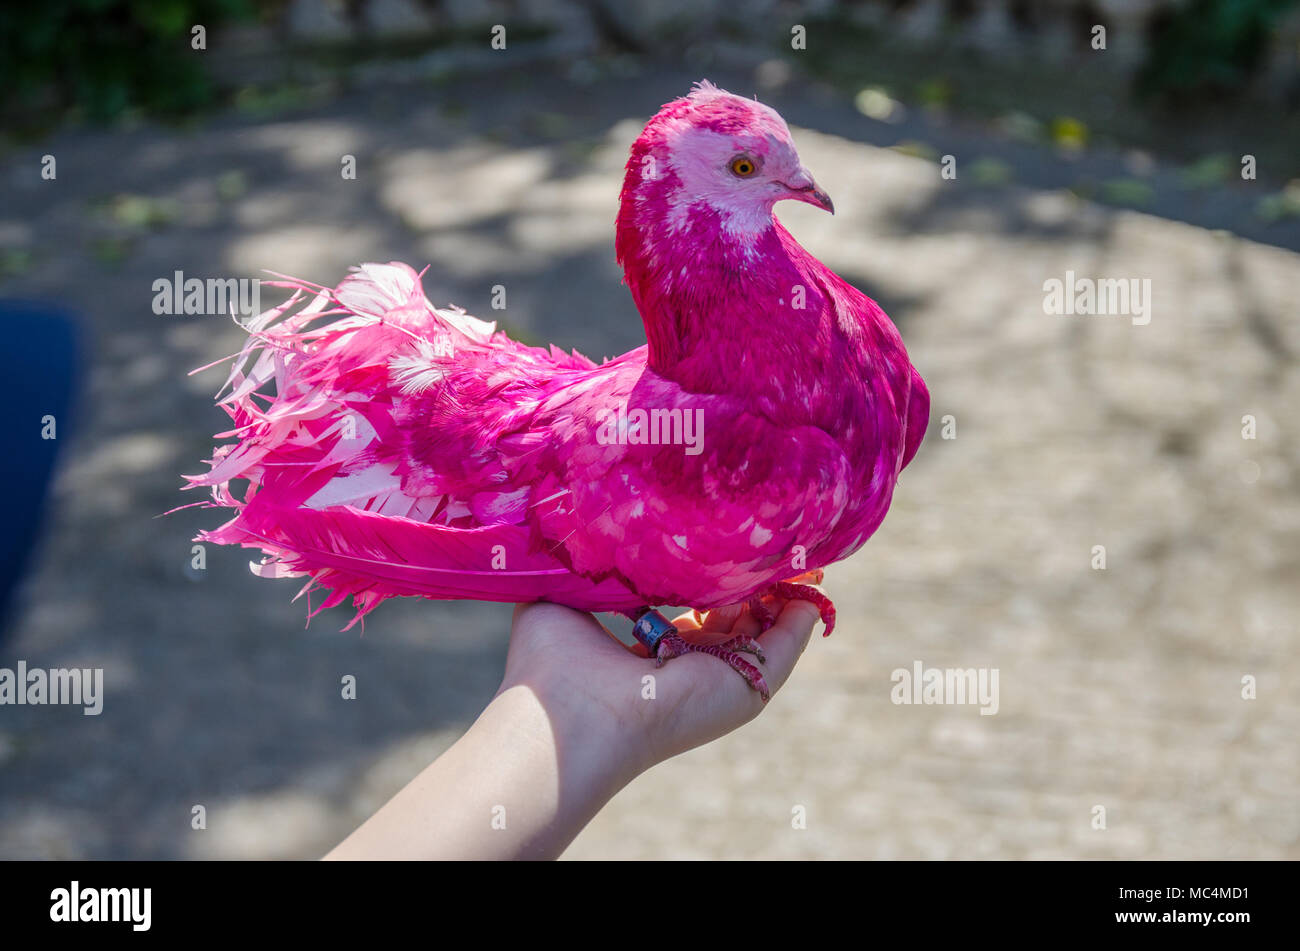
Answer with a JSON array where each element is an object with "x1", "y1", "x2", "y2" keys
[{"x1": 617, "y1": 193, "x2": 870, "y2": 399}]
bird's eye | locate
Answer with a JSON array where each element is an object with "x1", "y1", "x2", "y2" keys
[{"x1": 729, "y1": 155, "x2": 758, "y2": 177}]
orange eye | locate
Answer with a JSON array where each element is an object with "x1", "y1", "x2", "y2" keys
[{"x1": 729, "y1": 156, "x2": 757, "y2": 177}]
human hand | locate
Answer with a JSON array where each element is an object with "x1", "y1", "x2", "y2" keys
[{"x1": 500, "y1": 591, "x2": 824, "y2": 781}]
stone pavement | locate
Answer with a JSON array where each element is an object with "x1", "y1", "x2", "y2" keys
[{"x1": 1, "y1": 62, "x2": 1295, "y2": 859}]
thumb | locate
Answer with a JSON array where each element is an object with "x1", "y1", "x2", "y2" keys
[{"x1": 753, "y1": 595, "x2": 822, "y2": 695}]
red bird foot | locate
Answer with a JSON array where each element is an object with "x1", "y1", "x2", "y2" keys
[
  {"x1": 748, "y1": 570, "x2": 836, "y2": 637},
  {"x1": 657, "y1": 631, "x2": 771, "y2": 702},
  {"x1": 632, "y1": 609, "x2": 771, "y2": 702},
  {"x1": 767, "y1": 583, "x2": 836, "y2": 637}
]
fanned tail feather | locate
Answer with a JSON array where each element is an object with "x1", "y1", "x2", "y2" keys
[
  {"x1": 208, "y1": 503, "x2": 641, "y2": 629},
  {"x1": 183, "y1": 262, "x2": 639, "y2": 626}
]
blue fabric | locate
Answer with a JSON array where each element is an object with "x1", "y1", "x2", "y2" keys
[{"x1": 0, "y1": 300, "x2": 82, "y2": 640}]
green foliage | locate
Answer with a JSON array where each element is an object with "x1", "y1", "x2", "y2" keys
[
  {"x1": 969, "y1": 157, "x2": 1013, "y2": 186},
  {"x1": 0, "y1": 0, "x2": 255, "y2": 123},
  {"x1": 1049, "y1": 117, "x2": 1088, "y2": 151},
  {"x1": 915, "y1": 78, "x2": 952, "y2": 110},
  {"x1": 1138, "y1": 0, "x2": 1300, "y2": 101},
  {"x1": 1178, "y1": 153, "x2": 1236, "y2": 188},
  {"x1": 1256, "y1": 180, "x2": 1300, "y2": 221},
  {"x1": 1100, "y1": 178, "x2": 1157, "y2": 208},
  {"x1": 889, "y1": 140, "x2": 939, "y2": 162}
]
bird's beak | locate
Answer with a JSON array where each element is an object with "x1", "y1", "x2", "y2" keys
[{"x1": 781, "y1": 169, "x2": 835, "y2": 215}]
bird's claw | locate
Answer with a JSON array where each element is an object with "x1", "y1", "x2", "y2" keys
[
  {"x1": 747, "y1": 596, "x2": 778, "y2": 632},
  {"x1": 747, "y1": 572, "x2": 834, "y2": 636},
  {"x1": 766, "y1": 582, "x2": 837, "y2": 637},
  {"x1": 654, "y1": 631, "x2": 771, "y2": 702},
  {"x1": 720, "y1": 633, "x2": 766, "y2": 663}
]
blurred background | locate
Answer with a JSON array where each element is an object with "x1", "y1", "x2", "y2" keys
[{"x1": 1, "y1": 0, "x2": 1297, "y2": 859}]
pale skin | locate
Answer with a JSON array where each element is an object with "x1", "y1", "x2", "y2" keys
[{"x1": 324, "y1": 588, "x2": 823, "y2": 860}]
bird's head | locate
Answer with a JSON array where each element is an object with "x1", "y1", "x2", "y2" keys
[{"x1": 618, "y1": 81, "x2": 833, "y2": 246}]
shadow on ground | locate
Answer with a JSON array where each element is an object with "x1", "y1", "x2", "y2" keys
[{"x1": 1, "y1": 61, "x2": 1296, "y2": 859}]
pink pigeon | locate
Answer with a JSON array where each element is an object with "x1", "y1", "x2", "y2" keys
[{"x1": 183, "y1": 81, "x2": 929, "y2": 700}]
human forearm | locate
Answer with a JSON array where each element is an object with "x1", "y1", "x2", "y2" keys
[
  {"x1": 326, "y1": 597, "x2": 819, "y2": 860},
  {"x1": 325, "y1": 683, "x2": 640, "y2": 860}
]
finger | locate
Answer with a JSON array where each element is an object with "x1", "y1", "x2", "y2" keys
[
  {"x1": 674, "y1": 602, "x2": 762, "y2": 647},
  {"x1": 671, "y1": 609, "x2": 701, "y2": 633},
  {"x1": 755, "y1": 574, "x2": 828, "y2": 627},
  {"x1": 754, "y1": 596, "x2": 821, "y2": 694},
  {"x1": 698, "y1": 603, "x2": 744, "y2": 633},
  {"x1": 728, "y1": 605, "x2": 762, "y2": 640}
]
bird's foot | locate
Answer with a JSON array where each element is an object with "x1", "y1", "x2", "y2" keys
[
  {"x1": 719, "y1": 633, "x2": 766, "y2": 662},
  {"x1": 747, "y1": 570, "x2": 833, "y2": 636},
  {"x1": 656, "y1": 631, "x2": 771, "y2": 702},
  {"x1": 632, "y1": 608, "x2": 770, "y2": 702},
  {"x1": 763, "y1": 580, "x2": 836, "y2": 637},
  {"x1": 747, "y1": 596, "x2": 778, "y2": 632}
]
